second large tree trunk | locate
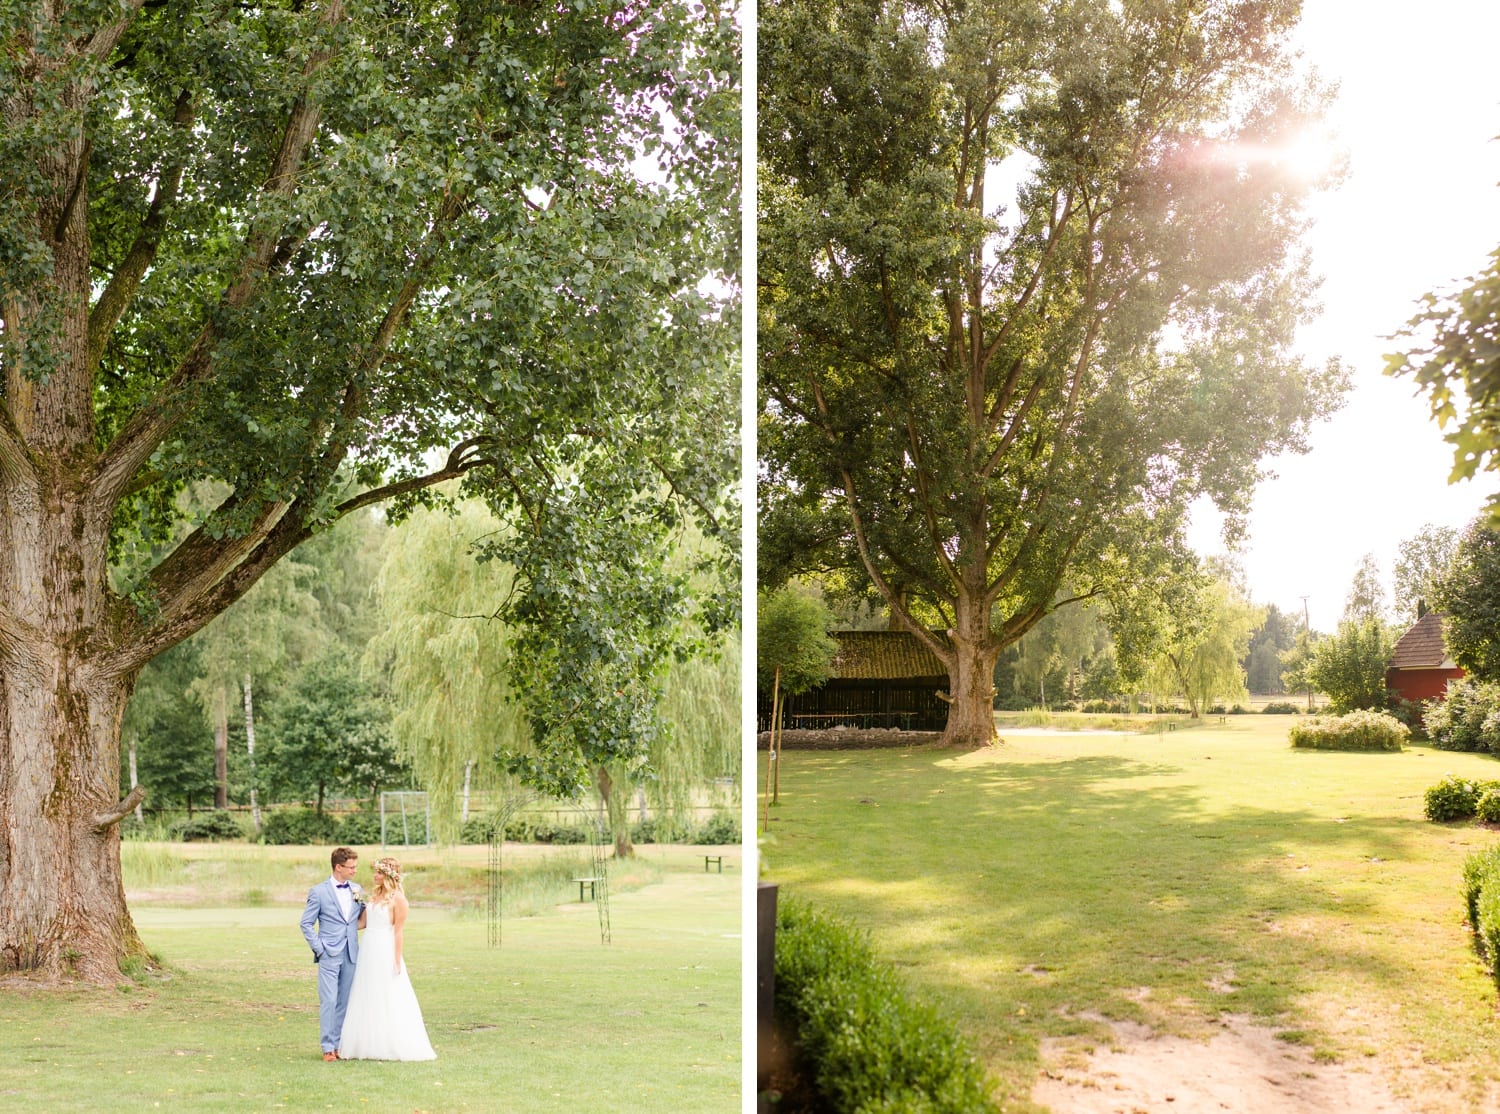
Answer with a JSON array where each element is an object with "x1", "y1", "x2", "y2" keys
[{"x1": 941, "y1": 592, "x2": 1000, "y2": 748}]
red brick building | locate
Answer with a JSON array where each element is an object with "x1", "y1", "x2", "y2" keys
[{"x1": 1385, "y1": 610, "x2": 1465, "y2": 705}]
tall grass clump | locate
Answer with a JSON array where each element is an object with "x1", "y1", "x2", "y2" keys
[
  {"x1": 1288, "y1": 710, "x2": 1407, "y2": 752},
  {"x1": 773, "y1": 898, "x2": 993, "y2": 1113}
]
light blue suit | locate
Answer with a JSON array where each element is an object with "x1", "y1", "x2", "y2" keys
[{"x1": 301, "y1": 879, "x2": 363, "y2": 1053}]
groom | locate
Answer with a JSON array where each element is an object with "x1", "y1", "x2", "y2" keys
[{"x1": 301, "y1": 846, "x2": 365, "y2": 1061}]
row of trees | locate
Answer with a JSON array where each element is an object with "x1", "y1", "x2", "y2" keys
[{"x1": 123, "y1": 500, "x2": 741, "y2": 857}]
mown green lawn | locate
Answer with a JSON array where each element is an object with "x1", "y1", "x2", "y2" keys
[
  {"x1": 0, "y1": 845, "x2": 740, "y2": 1112},
  {"x1": 761, "y1": 716, "x2": 1500, "y2": 1111}
]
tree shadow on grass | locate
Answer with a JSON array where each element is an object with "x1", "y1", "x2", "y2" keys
[{"x1": 766, "y1": 745, "x2": 1460, "y2": 1095}]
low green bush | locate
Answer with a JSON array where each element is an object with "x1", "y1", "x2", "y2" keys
[
  {"x1": 1262, "y1": 701, "x2": 1301, "y2": 715},
  {"x1": 260, "y1": 808, "x2": 342, "y2": 845},
  {"x1": 169, "y1": 810, "x2": 246, "y2": 842},
  {"x1": 1288, "y1": 710, "x2": 1407, "y2": 752},
  {"x1": 1478, "y1": 790, "x2": 1500, "y2": 826},
  {"x1": 1479, "y1": 884, "x2": 1500, "y2": 989},
  {"x1": 1425, "y1": 776, "x2": 1492, "y2": 823},
  {"x1": 774, "y1": 898, "x2": 992, "y2": 1113},
  {"x1": 340, "y1": 812, "x2": 382, "y2": 845},
  {"x1": 461, "y1": 815, "x2": 503, "y2": 844},
  {"x1": 695, "y1": 810, "x2": 740, "y2": 845},
  {"x1": 1463, "y1": 846, "x2": 1500, "y2": 930}
]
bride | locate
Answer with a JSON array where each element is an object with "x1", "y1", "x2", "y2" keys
[{"x1": 338, "y1": 856, "x2": 437, "y2": 1061}]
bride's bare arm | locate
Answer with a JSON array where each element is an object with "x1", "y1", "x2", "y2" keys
[{"x1": 391, "y1": 894, "x2": 409, "y2": 973}]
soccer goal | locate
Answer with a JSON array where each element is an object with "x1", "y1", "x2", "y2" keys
[{"x1": 379, "y1": 790, "x2": 432, "y2": 847}]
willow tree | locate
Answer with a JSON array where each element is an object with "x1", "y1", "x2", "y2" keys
[
  {"x1": 1145, "y1": 578, "x2": 1261, "y2": 717},
  {"x1": 0, "y1": 0, "x2": 737, "y2": 980},
  {"x1": 366, "y1": 501, "x2": 528, "y2": 843},
  {"x1": 759, "y1": 0, "x2": 1347, "y2": 747},
  {"x1": 372, "y1": 503, "x2": 740, "y2": 858}
]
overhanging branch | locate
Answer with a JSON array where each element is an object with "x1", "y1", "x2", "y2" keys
[{"x1": 113, "y1": 438, "x2": 494, "y2": 673}]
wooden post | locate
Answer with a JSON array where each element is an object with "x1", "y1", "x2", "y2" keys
[{"x1": 763, "y1": 666, "x2": 780, "y2": 830}]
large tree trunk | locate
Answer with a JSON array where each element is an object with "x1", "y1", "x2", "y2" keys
[
  {"x1": 941, "y1": 591, "x2": 1000, "y2": 748},
  {"x1": 0, "y1": 65, "x2": 149, "y2": 980},
  {"x1": 0, "y1": 477, "x2": 149, "y2": 980}
]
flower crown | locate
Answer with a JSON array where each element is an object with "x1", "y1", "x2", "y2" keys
[{"x1": 374, "y1": 859, "x2": 402, "y2": 883}]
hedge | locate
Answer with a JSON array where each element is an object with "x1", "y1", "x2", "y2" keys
[
  {"x1": 773, "y1": 898, "x2": 992, "y2": 1113},
  {"x1": 168, "y1": 810, "x2": 246, "y2": 842},
  {"x1": 1287, "y1": 710, "x2": 1407, "y2": 752}
]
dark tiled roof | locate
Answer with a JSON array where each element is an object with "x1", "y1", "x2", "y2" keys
[
  {"x1": 1389, "y1": 611, "x2": 1454, "y2": 670},
  {"x1": 829, "y1": 630, "x2": 947, "y2": 680}
]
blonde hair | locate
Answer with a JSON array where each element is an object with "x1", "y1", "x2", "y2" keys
[{"x1": 370, "y1": 856, "x2": 404, "y2": 904}]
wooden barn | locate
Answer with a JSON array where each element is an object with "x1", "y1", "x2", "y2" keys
[
  {"x1": 760, "y1": 630, "x2": 950, "y2": 732},
  {"x1": 1386, "y1": 609, "x2": 1465, "y2": 706}
]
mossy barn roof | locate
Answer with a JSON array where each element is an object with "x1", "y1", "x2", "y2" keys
[{"x1": 827, "y1": 630, "x2": 947, "y2": 680}]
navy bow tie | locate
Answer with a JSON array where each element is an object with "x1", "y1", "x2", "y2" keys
[{"x1": 336, "y1": 882, "x2": 351, "y2": 889}]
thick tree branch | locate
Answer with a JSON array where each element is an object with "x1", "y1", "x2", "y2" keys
[
  {"x1": 89, "y1": 0, "x2": 347, "y2": 509},
  {"x1": 112, "y1": 437, "x2": 494, "y2": 673},
  {"x1": 839, "y1": 465, "x2": 953, "y2": 670},
  {"x1": 81, "y1": 0, "x2": 149, "y2": 63},
  {"x1": 88, "y1": 89, "x2": 194, "y2": 369},
  {"x1": 905, "y1": 416, "x2": 959, "y2": 588},
  {"x1": 93, "y1": 786, "x2": 147, "y2": 832}
]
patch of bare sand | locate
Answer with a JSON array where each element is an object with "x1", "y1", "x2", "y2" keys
[{"x1": 1032, "y1": 1014, "x2": 1412, "y2": 1114}]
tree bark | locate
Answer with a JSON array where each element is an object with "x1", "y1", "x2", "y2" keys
[
  {"x1": 941, "y1": 591, "x2": 1001, "y2": 748},
  {"x1": 212, "y1": 692, "x2": 228, "y2": 810}
]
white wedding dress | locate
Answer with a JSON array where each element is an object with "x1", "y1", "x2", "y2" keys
[{"x1": 338, "y1": 901, "x2": 437, "y2": 1060}]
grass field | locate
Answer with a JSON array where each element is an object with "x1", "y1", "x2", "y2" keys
[
  {"x1": 0, "y1": 844, "x2": 740, "y2": 1112},
  {"x1": 761, "y1": 715, "x2": 1500, "y2": 1112}
]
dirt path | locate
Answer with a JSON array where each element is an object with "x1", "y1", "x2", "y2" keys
[{"x1": 1031, "y1": 1014, "x2": 1416, "y2": 1113}]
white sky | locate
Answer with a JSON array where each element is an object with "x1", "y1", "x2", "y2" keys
[{"x1": 1186, "y1": 0, "x2": 1500, "y2": 631}]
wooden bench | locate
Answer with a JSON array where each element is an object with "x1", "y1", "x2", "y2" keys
[
  {"x1": 572, "y1": 877, "x2": 599, "y2": 902},
  {"x1": 703, "y1": 855, "x2": 724, "y2": 873}
]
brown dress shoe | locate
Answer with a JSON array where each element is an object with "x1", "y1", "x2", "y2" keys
[{"x1": 323, "y1": 1051, "x2": 338, "y2": 1062}]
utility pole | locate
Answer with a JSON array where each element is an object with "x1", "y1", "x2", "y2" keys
[{"x1": 1300, "y1": 595, "x2": 1312, "y2": 713}]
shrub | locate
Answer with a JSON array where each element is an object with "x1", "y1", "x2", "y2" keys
[
  {"x1": 261, "y1": 808, "x2": 342, "y2": 845},
  {"x1": 695, "y1": 810, "x2": 741, "y2": 845},
  {"x1": 1479, "y1": 884, "x2": 1500, "y2": 989},
  {"x1": 1425, "y1": 775, "x2": 1490, "y2": 822},
  {"x1": 631, "y1": 816, "x2": 690, "y2": 844},
  {"x1": 461, "y1": 815, "x2": 504, "y2": 844},
  {"x1": 1262, "y1": 701, "x2": 1301, "y2": 715},
  {"x1": 1426, "y1": 678, "x2": 1500, "y2": 753},
  {"x1": 1287, "y1": 710, "x2": 1408, "y2": 752},
  {"x1": 774, "y1": 898, "x2": 993, "y2": 1113},
  {"x1": 169, "y1": 810, "x2": 245, "y2": 842},
  {"x1": 340, "y1": 812, "x2": 382, "y2": 845},
  {"x1": 1463, "y1": 845, "x2": 1500, "y2": 929}
]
